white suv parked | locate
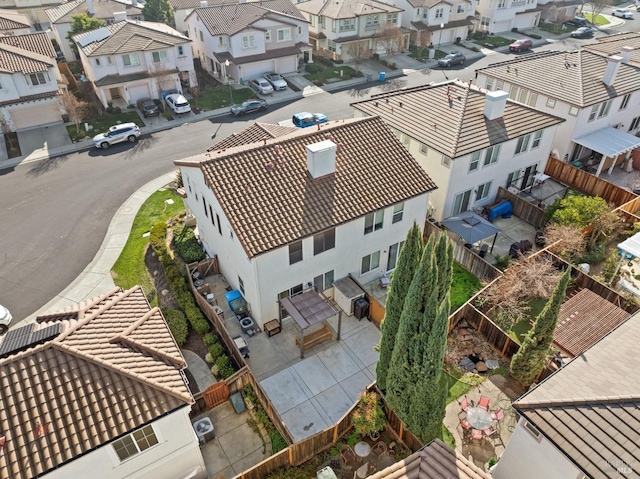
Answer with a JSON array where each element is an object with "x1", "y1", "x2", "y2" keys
[
  {"x1": 0, "y1": 304, "x2": 12, "y2": 334},
  {"x1": 165, "y1": 93, "x2": 192, "y2": 114},
  {"x1": 92, "y1": 123, "x2": 140, "y2": 149}
]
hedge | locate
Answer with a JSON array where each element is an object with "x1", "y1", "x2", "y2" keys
[
  {"x1": 316, "y1": 56, "x2": 333, "y2": 67},
  {"x1": 161, "y1": 307, "x2": 188, "y2": 346},
  {"x1": 305, "y1": 63, "x2": 322, "y2": 74},
  {"x1": 207, "y1": 342, "x2": 225, "y2": 362},
  {"x1": 204, "y1": 333, "x2": 220, "y2": 347},
  {"x1": 173, "y1": 226, "x2": 206, "y2": 263}
]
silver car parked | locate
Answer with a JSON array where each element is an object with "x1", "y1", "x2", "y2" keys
[
  {"x1": 92, "y1": 123, "x2": 140, "y2": 149},
  {"x1": 249, "y1": 77, "x2": 274, "y2": 95}
]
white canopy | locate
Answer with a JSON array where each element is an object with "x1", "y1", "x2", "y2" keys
[
  {"x1": 573, "y1": 127, "x2": 640, "y2": 158},
  {"x1": 618, "y1": 231, "x2": 640, "y2": 258}
]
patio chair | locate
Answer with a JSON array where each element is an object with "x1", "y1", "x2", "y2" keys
[
  {"x1": 372, "y1": 441, "x2": 388, "y2": 458},
  {"x1": 471, "y1": 429, "x2": 484, "y2": 440},
  {"x1": 491, "y1": 408, "x2": 504, "y2": 421},
  {"x1": 478, "y1": 396, "x2": 490, "y2": 410},
  {"x1": 459, "y1": 397, "x2": 470, "y2": 412},
  {"x1": 483, "y1": 428, "x2": 498, "y2": 438},
  {"x1": 460, "y1": 419, "x2": 472, "y2": 431},
  {"x1": 340, "y1": 444, "x2": 356, "y2": 465}
]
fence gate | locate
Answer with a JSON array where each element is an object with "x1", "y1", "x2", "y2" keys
[{"x1": 203, "y1": 382, "x2": 230, "y2": 409}]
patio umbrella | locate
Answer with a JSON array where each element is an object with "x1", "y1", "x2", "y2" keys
[{"x1": 441, "y1": 211, "x2": 501, "y2": 252}]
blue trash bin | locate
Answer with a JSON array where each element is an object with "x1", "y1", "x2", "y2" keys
[{"x1": 379, "y1": 71, "x2": 386, "y2": 82}]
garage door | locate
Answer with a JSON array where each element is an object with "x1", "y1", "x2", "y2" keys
[
  {"x1": 242, "y1": 60, "x2": 274, "y2": 81},
  {"x1": 277, "y1": 56, "x2": 296, "y2": 74},
  {"x1": 493, "y1": 20, "x2": 511, "y2": 33},
  {"x1": 10, "y1": 104, "x2": 61, "y2": 130},
  {"x1": 128, "y1": 83, "x2": 151, "y2": 102}
]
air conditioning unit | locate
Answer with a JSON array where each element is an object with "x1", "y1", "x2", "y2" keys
[{"x1": 193, "y1": 417, "x2": 215, "y2": 444}]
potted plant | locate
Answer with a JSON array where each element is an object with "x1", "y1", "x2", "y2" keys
[{"x1": 351, "y1": 392, "x2": 386, "y2": 440}]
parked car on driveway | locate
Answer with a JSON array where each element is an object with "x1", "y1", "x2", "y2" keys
[
  {"x1": 137, "y1": 98, "x2": 159, "y2": 117},
  {"x1": 571, "y1": 26, "x2": 596, "y2": 38},
  {"x1": 264, "y1": 72, "x2": 287, "y2": 91},
  {"x1": 509, "y1": 39, "x2": 533, "y2": 52},
  {"x1": 165, "y1": 93, "x2": 191, "y2": 114},
  {"x1": 230, "y1": 99, "x2": 269, "y2": 116},
  {"x1": 438, "y1": 52, "x2": 466, "y2": 67},
  {"x1": 612, "y1": 8, "x2": 633, "y2": 18},
  {"x1": 249, "y1": 77, "x2": 274, "y2": 95},
  {"x1": 564, "y1": 16, "x2": 588, "y2": 26},
  {"x1": 92, "y1": 122, "x2": 140, "y2": 149}
]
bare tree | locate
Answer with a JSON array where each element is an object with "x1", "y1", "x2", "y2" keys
[
  {"x1": 0, "y1": 117, "x2": 16, "y2": 152},
  {"x1": 419, "y1": 29, "x2": 431, "y2": 49},
  {"x1": 375, "y1": 24, "x2": 404, "y2": 61},
  {"x1": 587, "y1": 207, "x2": 620, "y2": 249},
  {"x1": 345, "y1": 40, "x2": 372, "y2": 74},
  {"x1": 149, "y1": 64, "x2": 178, "y2": 99},
  {"x1": 588, "y1": 0, "x2": 612, "y2": 23},
  {"x1": 189, "y1": 85, "x2": 200, "y2": 109},
  {"x1": 543, "y1": 224, "x2": 586, "y2": 263},
  {"x1": 59, "y1": 90, "x2": 88, "y2": 134}
]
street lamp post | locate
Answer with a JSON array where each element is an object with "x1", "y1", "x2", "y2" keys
[
  {"x1": 437, "y1": 23, "x2": 444, "y2": 60},
  {"x1": 224, "y1": 59, "x2": 234, "y2": 106}
]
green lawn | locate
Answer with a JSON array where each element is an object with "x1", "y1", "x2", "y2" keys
[
  {"x1": 66, "y1": 111, "x2": 144, "y2": 142},
  {"x1": 508, "y1": 297, "x2": 547, "y2": 342},
  {"x1": 304, "y1": 65, "x2": 359, "y2": 82},
  {"x1": 111, "y1": 189, "x2": 184, "y2": 306},
  {"x1": 190, "y1": 87, "x2": 256, "y2": 110},
  {"x1": 409, "y1": 48, "x2": 448, "y2": 60},
  {"x1": 473, "y1": 36, "x2": 512, "y2": 48},
  {"x1": 583, "y1": 13, "x2": 610, "y2": 25},
  {"x1": 451, "y1": 263, "x2": 482, "y2": 312}
]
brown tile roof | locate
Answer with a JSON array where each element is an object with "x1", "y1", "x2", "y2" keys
[
  {"x1": 74, "y1": 20, "x2": 190, "y2": 57},
  {"x1": 210, "y1": 121, "x2": 297, "y2": 149},
  {"x1": 215, "y1": 43, "x2": 306, "y2": 64},
  {"x1": 0, "y1": 32, "x2": 56, "y2": 58},
  {"x1": 46, "y1": 0, "x2": 143, "y2": 24},
  {"x1": 586, "y1": 32, "x2": 640, "y2": 67},
  {"x1": 0, "y1": 89, "x2": 61, "y2": 107},
  {"x1": 405, "y1": 0, "x2": 451, "y2": 9},
  {"x1": 515, "y1": 312, "x2": 640, "y2": 479},
  {"x1": 351, "y1": 80, "x2": 564, "y2": 159},
  {"x1": 0, "y1": 9, "x2": 30, "y2": 30},
  {"x1": 296, "y1": 0, "x2": 401, "y2": 19},
  {"x1": 176, "y1": 116, "x2": 437, "y2": 258},
  {"x1": 0, "y1": 42, "x2": 54, "y2": 74},
  {"x1": 94, "y1": 69, "x2": 154, "y2": 86},
  {"x1": 475, "y1": 49, "x2": 640, "y2": 108},
  {"x1": 0, "y1": 286, "x2": 192, "y2": 479},
  {"x1": 193, "y1": 0, "x2": 306, "y2": 37},
  {"x1": 554, "y1": 288, "x2": 630, "y2": 357},
  {"x1": 368, "y1": 439, "x2": 491, "y2": 479}
]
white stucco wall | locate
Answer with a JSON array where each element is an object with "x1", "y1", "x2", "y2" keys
[
  {"x1": 493, "y1": 418, "x2": 583, "y2": 479},
  {"x1": 44, "y1": 407, "x2": 206, "y2": 479}
]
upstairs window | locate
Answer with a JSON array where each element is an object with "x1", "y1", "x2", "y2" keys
[
  {"x1": 387, "y1": 13, "x2": 398, "y2": 23},
  {"x1": 483, "y1": 145, "x2": 500, "y2": 166},
  {"x1": 532, "y1": 130, "x2": 543, "y2": 149},
  {"x1": 289, "y1": 241, "x2": 303, "y2": 265},
  {"x1": 29, "y1": 72, "x2": 48, "y2": 85},
  {"x1": 152, "y1": 50, "x2": 167, "y2": 63},
  {"x1": 112, "y1": 425, "x2": 158, "y2": 462},
  {"x1": 277, "y1": 28, "x2": 291, "y2": 41},
  {"x1": 339, "y1": 19, "x2": 355, "y2": 32},
  {"x1": 361, "y1": 251, "x2": 381, "y2": 274},
  {"x1": 435, "y1": 8, "x2": 444, "y2": 18},
  {"x1": 514, "y1": 134, "x2": 531, "y2": 154},
  {"x1": 457, "y1": 4, "x2": 465, "y2": 13},
  {"x1": 392, "y1": 203, "x2": 404, "y2": 223},
  {"x1": 620, "y1": 93, "x2": 631, "y2": 110},
  {"x1": 469, "y1": 150, "x2": 480, "y2": 171},
  {"x1": 364, "y1": 210, "x2": 384, "y2": 234},
  {"x1": 242, "y1": 35, "x2": 255, "y2": 48},
  {"x1": 314, "y1": 229, "x2": 335, "y2": 255},
  {"x1": 122, "y1": 53, "x2": 139, "y2": 66}
]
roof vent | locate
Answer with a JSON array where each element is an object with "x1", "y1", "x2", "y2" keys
[
  {"x1": 306, "y1": 139, "x2": 337, "y2": 179},
  {"x1": 602, "y1": 55, "x2": 622, "y2": 86},
  {"x1": 113, "y1": 11, "x2": 127, "y2": 22},
  {"x1": 200, "y1": 0, "x2": 208, "y2": 6},
  {"x1": 483, "y1": 90, "x2": 508, "y2": 121},
  {"x1": 620, "y1": 46, "x2": 633, "y2": 64},
  {"x1": 86, "y1": 0, "x2": 95, "y2": 15}
]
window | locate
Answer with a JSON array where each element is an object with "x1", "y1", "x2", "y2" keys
[
  {"x1": 485, "y1": 78, "x2": 493, "y2": 90},
  {"x1": 497, "y1": 0, "x2": 506, "y2": 7},
  {"x1": 112, "y1": 425, "x2": 158, "y2": 462},
  {"x1": 202, "y1": 197, "x2": 208, "y2": 217},
  {"x1": 238, "y1": 276, "x2": 245, "y2": 295},
  {"x1": 435, "y1": 8, "x2": 444, "y2": 18},
  {"x1": 209, "y1": 205, "x2": 214, "y2": 226},
  {"x1": 218, "y1": 36, "x2": 224, "y2": 45},
  {"x1": 386, "y1": 241, "x2": 404, "y2": 271},
  {"x1": 242, "y1": 35, "x2": 255, "y2": 48},
  {"x1": 630, "y1": 116, "x2": 640, "y2": 131},
  {"x1": 546, "y1": 98, "x2": 556, "y2": 108},
  {"x1": 518, "y1": 88, "x2": 528, "y2": 104},
  {"x1": 298, "y1": 26, "x2": 301, "y2": 34},
  {"x1": 216, "y1": 214, "x2": 222, "y2": 235},
  {"x1": 122, "y1": 53, "x2": 139, "y2": 66},
  {"x1": 313, "y1": 229, "x2": 335, "y2": 255},
  {"x1": 509, "y1": 86, "x2": 517, "y2": 100},
  {"x1": 480, "y1": 16, "x2": 490, "y2": 28},
  {"x1": 29, "y1": 72, "x2": 48, "y2": 85},
  {"x1": 588, "y1": 104, "x2": 598, "y2": 122},
  {"x1": 452, "y1": 189, "x2": 471, "y2": 216},
  {"x1": 313, "y1": 270, "x2": 334, "y2": 291},
  {"x1": 367, "y1": 15, "x2": 379, "y2": 25},
  {"x1": 178, "y1": 46, "x2": 183, "y2": 55},
  {"x1": 515, "y1": 134, "x2": 531, "y2": 154},
  {"x1": 506, "y1": 169, "x2": 520, "y2": 189},
  {"x1": 420, "y1": 143, "x2": 428, "y2": 155},
  {"x1": 392, "y1": 202, "x2": 404, "y2": 223},
  {"x1": 527, "y1": 92, "x2": 538, "y2": 107},
  {"x1": 277, "y1": 28, "x2": 291, "y2": 41},
  {"x1": 107, "y1": 56, "x2": 112, "y2": 64},
  {"x1": 265, "y1": 31, "x2": 271, "y2": 42},
  {"x1": 442, "y1": 156, "x2": 451, "y2": 167},
  {"x1": 620, "y1": 93, "x2": 630, "y2": 110},
  {"x1": 568, "y1": 106, "x2": 579, "y2": 116},
  {"x1": 532, "y1": 130, "x2": 543, "y2": 149},
  {"x1": 361, "y1": 251, "x2": 381, "y2": 274},
  {"x1": 469, "y1": 151, "x2": 480, "y2": 172},
  {"x1": 152, "y1": 50, "x2": 167, "y2": 63},
  {"x1": 95, "y1": 58, "x2": 101, "y2": 66},
  {"x1": 364, "y1": 210, "x2": 384, "y2": 234},
  {"x1": 457, "y1": 4, "x2": 465, "y2": 13},
  {"x1": 597, "y1": 100, "x2": 611, "y2": 118},
  {"x1": 328, "y1": 40, "x2": 336, "y2": 52},
  {"x1": 496, "y1": 80, "x2": 503, "y2": 90},
  {"x1": 310, "y1": 15, "x2": 316, "y2": 26},
  {"x1": 199, "y1": 30, "x2": 203, "y2": 41},
  {"x1": 339, "y1": 19, "x2": 355, "y2": 32},
  {"x1": 475, "y1": 181, "x2": 492, "y2": 201},
  {"x1": 289, "y1": 241, "x2": 303, "y2": 264},
  {"x1": 387, "y1": 13, "x2": 398, "y2": 23},
  {"x1": 483, "y1": 145, "x2": 500, "y2": 166}
]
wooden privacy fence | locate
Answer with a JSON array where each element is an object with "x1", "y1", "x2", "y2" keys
[
  {"x1": 544, "y1": 156, "x2": 637, "y2": 206},
  {"x1": 203, "y1": 382, "x2": 230, "y2": 409},
  {"x1": 495, "y1": 187, "x2": 545, "y2": 229}
]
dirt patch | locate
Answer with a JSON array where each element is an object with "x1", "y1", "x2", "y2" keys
[
  {"x1": 445, "y1": 319, "x2": 506, "y2": 374},
  {"x1": 184, "y1": 329, "x2": 209, "y2": 363},
  {"x1": 145, "y1": 246, "x2": 179, "y2": 309}
]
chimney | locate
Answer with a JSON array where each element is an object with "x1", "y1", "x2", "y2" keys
[
  {"x1": 86, "y1": 0, "x2": 94, "y2": 15},
  {"x1": 483, "y1": 90, "x2": 509, "y2": 121},
  {"x1": 602, "y1": 55, "x2": 622, "y2": 86},
  {"x1": 114, "y1": 11, "x2": 127, "y2": 22},
  {"x1": 200, "y1": 0, "x2": 208, "y2": 6},
  {"x1": 306, "y1": 140, "x2": 337, "y2": 179},
  {"x1": 620, "y1": 46, "x2": 633, "y2": 64}
]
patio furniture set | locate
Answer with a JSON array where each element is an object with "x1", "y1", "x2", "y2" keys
[
  {"x1": 458, "y1": 395, "x2": 504, "y2": 442},
  {"x1": 336, "y1": 440, "x2": 392, "y2": 478}
]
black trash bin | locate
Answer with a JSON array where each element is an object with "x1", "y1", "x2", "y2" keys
[{"x1": 354, "y1": 297, "x2": 370, "y2": 320}]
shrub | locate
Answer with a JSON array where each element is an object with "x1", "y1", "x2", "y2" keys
[
  {"x1": 207, "y1": 342, "x2": 225, "y2": 362},
  {"x1": 409, "y1": 44, "x2": 418, "y2": 52},
  {"x1": 529, "y1": 33, "x2": 542, "y2": 39},
  {"x1": 494, "y1": 254, "x2": 511, "y2": 270},
  {"x1": 114, "y1": 107, "x2": 122, "y2": 114},
  {"x1": 161, "y1": 307, "x2": 188, "y2": 346},
  {"x1": 205, "y1": 352, "x2": 214, "y2": 363},
  {"x1": 355, "y1": 70, "x2": 364, "y2": 77},
  {"x1": 203, "y1": 333, "x2": 220, "y2": 347},
  {"x1": 150, "y1": 222, "x2": 167, "y2": 256},
  {"x1": 333, "y1": 58, "x2": 344, "y2": 64},
  {"x1": 304, "y1": 63, "x2": 323, "y2": 74},
  {"x1": 173, "y1": 226, "x2": 205, "y2": 263},
  {"x1": 577, "y1": 242, "x2": 606, "y2": 263},
  {"x1": 215, "y1": 355, "x2": 234, "y2": 379},
  {"x1": 316, "y1": 56, "x2": 333, "y2": 66},
  {"x1": 372, "y1": 53, "x2": 380, "y2": 60}
]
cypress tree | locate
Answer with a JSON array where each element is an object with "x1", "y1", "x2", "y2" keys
[
  {"x1": 376, "y1": 223, "x2": 424, "y2": 391},
  {"x1": 510, "y1": 268, "x2": 571, "y2": 386},
  {"x1": 435, "y1": 234, "x2": 454, "y2": 306}
]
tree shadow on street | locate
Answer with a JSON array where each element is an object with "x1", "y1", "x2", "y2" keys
[
  {"x1": 26, "y1": 155, "x2": 69, "y2": 177},
  {"x1": 378, "y1": 78, "x2": 408, "y2": 92}
]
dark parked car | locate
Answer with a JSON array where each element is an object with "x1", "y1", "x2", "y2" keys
[
  {"x1": 571, "y1": 26, "x2": 595, "y2": 38},
  {"x1": 564, "y1": 16, "x2": 587, "y2": 27},
  {"x1": 137, "y1": 98, "x2": 159, "y2": 117},
  {"x1": 438, "y1": 52, "x2": 466, "y2": 67},
  {"x1": 230, "y1": 99, "x2": 268, "y2": 116},
  {"x1": 509, "y1": 39, "x2": 533, "y2": 52}
]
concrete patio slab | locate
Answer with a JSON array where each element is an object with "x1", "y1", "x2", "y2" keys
[
  {"x1": 260, "y1": 368, "x2": 310, "y2": 413},
  {"x1": 294, "y1": 355, "x2": 337, "y2": 395},
  {"x1": 217, "y1": 415, "x2": 265, "y2": 464},
  {"x1": 317, "y1": 342, "x2": 361, "y2": 382},
  {"x1": 281, "y1": 400, "x2": 330, "y2": 442},
  {"x1": 315, "y1": 383, "x2": 355, "y2": 423}
]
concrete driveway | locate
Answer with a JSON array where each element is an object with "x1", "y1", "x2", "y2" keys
[{"x1": 17, "y1": 122, "x2": 73, "y2": 161}]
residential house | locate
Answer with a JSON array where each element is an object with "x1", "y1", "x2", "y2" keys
[
  {"x1": 171, "y1": 0, "x2": 203, "y2": 36},
  {"x1": 73, "y1": 19, "x2": 195, "y2": 108},
  {"x1": 0, "y1": 9, "x2": 31, "y2": 35},
  {"x1": 0, "y1": 36, "x2": 65, "y2": 132},
  {"x1": 394, "y1": 0, "x2": 476, "y2": 48},
  {"x1": 585, "y1": 31, "x2": 640, "y2": 67},
  {"x1": 476, "y1": 50, "x2": 640, "y2": 177},
  {"x1": 0, "y1": 0, "x2": 62, "y2": 33},
  {"x1": 296, "y1": 0, "x2": 407, "y2": 61},
  {"x1": 0, "y1": 286, "x2": 206, "y2": 479},
  {"x1": 493, "y1": 311, "x2": 640, "y2": 479},
  {"x1": 175, "y1": 116, "x2": 437, "y2": 326},
  {"x1": 351, "y1": 80, "x2": 564, "y2": 221},
  {"x1": 475, "y1": 0, "x2": 540, "y2": 34},
  {"x1": 186, "y1": 0, "x2": 311, "y2": 83},
  {"x1": 46, "y1": 0, "x2": 144, "y2": 61},
  {"x1": 537, "y1": 0, "x2": 581, "y2": 24}
]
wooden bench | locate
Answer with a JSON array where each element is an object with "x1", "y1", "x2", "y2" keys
[
  {"x1": 295, "y1": 324, "x2": 332, "y2": 350},
  {"x1": 264, "y1": 319, "x2": 281, "y2": 337}
]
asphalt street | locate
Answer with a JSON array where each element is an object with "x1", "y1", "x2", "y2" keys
[{"x1": 0, "y1": 11, "x2": 636, "y2": 322}]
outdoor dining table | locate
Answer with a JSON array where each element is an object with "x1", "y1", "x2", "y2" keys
[
  {"x1": 354, "y1": 441, "x2": 371, "y2": 460},
  {"x1": 466, "y1": 407, "x2": 493, "y2": 430}
]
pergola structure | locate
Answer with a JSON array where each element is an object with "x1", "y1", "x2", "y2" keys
[
  {"x1": 572, "y1": 126, "x2": 640, "y2": 177},
  {"x1": 279, "y1": 288, "x2": 342, "y2": 359}
]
